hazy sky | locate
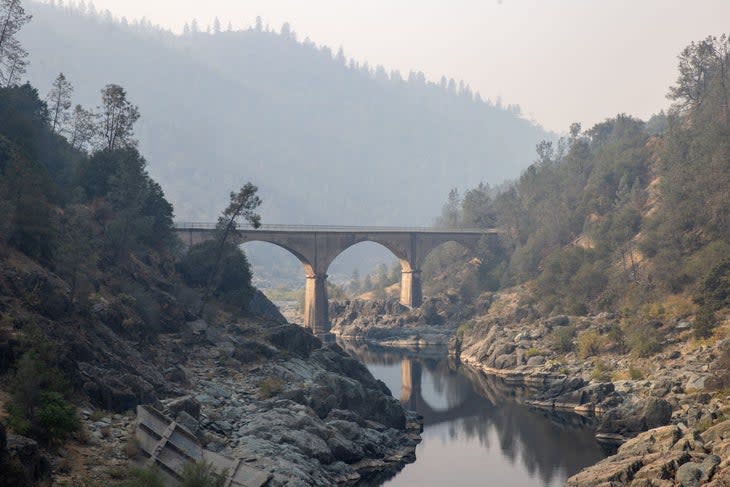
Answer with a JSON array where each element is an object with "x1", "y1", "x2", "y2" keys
[{"x1": 61, "y1": 0, "x2": 730, "y2": 132}]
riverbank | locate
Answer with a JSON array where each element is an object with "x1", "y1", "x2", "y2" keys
[
  {"x1": 329, "y1": 294, "x2": 491, "y2": 347},
  {"x1": 451, "y1": 289, "x2": 730, "y2": 486},
  {"x1": 0, "y1": 246, "x2": 421, "y2": 486},
  {"x1": 342, "y1": 340, "x2": 608, "y2": 487},
  {"x1": 330, "y1": 286, "x2": 730, "y2": 485}
]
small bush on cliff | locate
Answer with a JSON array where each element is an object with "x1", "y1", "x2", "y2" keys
[
  {"x1": 456, "y1": 321, "x2": 473, "y2": 338},
  {"x1": 577, "y1": 330, "x2": 605, "y2": 358},
  {"x1": 547, "y1": 325, "x2": 576, "y2": 353},
  {"x1": 6, "y1": 353, "x2": 79, "y2": 444},
  {"x1": 626, "y1": 324, "x2": 663, "y2": 357},
  {"x1": 693, "y1": 305, "x2": 718, "y2": 339},
  {"x1": 258, "y1": 376, "x2": 285, "y2": 399},
  {"x1": 525, "y1": 347, "x2": 543, "y2": 358},
  {"x1": 590, "y1": 360, "x2": 612, "y2": 382}
]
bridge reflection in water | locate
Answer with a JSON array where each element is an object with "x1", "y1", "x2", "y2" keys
[{"x1": 340, "y1": 342, "x2": 609, "y2": 487}]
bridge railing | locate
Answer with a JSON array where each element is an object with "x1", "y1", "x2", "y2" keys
[{"x1": 173, "y1": 222, "x2": 499, "y2": 234}]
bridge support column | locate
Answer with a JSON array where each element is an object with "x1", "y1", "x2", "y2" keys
[
  {"x1": 304, "y1": 273, "x2": 332, "y2": 340},
  {"x1": 400, "y1": 358, "x2": 422, "y2": 405},
  {"x1": 400, "y1": 269, "x2": 422, "y2": 308}
]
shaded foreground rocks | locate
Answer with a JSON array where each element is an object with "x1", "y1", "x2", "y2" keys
[
  {"x1": 0, "y1": 424, "x2": 51, "y2": 487},
  {"x1": 142, "y1": 321, "x2": 422, "y2": 487}
]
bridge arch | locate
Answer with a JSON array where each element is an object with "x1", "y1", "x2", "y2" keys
[
  {"x1": 174, "y1": 224, "x2": 495, "y2": 338},
  {"x1": 235, "y1": 237, "x2": 316, "y2": 277},
  {"x1": 327, "y1": 237, "x2": 414, "y2": 274}
]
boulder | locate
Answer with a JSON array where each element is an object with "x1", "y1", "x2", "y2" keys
[
  {"x1": 547, "y1": 315, "x2": 570, "y2": 327},
  {"x1": 598, "y1": 398, "x2": 672, "y2": 436},
  {"x1": 3, "y1": 434, "x2": 50, "y2": 485},
  {"x1": 247, "y1": 289, "x2": 287, "y2": 323},
  {"x1": 265, "y1": 324, "x2": 321, "y2": 358},
  {"x1": 566, "y1": 455, "x2": 644, "y2": 486},
  {"x1": 164, "y1": 395, "x2": 201, "y2": 420},
  {"x1": 676, "y1": 462, "x2": 703, "y2": 487}
]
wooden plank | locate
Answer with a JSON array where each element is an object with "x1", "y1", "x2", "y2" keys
[{"x1": 135, "y1": 405, "x2": 271, "y2": 487}]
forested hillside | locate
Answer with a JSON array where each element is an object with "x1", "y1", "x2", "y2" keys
[
  {"x1": 19, "y1": 1, "x2": 550, "y2": 226},
  {"x1": 430, "y1": 34, "x2": 730, "y2": 340}
]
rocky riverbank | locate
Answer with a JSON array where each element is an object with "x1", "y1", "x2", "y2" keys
[
  {"x1": 329, "y1": 294, "x2": 491, "y2": 346},
  {"x1": 449, "y1": 288, "x2": 730, "y2": 486},
  {"x1": 0, "y1": 246, "x2": 421, "y2": 486}
]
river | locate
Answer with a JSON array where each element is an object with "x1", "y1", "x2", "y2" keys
[{"x1": 339, "y1": 342, "x2": 611, "y2": 487}]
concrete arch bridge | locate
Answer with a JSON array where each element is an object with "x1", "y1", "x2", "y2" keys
[{"x1": 175, "y1": 223, "x2": 498, "y2": 338}]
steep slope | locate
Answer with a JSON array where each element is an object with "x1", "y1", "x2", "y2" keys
[{"x1": 0, "y1": 81, "x2": 419, "y2": 485}]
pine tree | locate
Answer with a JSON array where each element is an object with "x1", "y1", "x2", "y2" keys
[
  {"x1": 199, "y1": 183, "x2": 262, "y2": 314},
  {"x1": 68, "y1": 104, "x2": 96, "y2": 152},
  {"x1": 47, "y1": 73, "x2": 73, "y2": 134},
  {"x1": 97, "y1": 84, "x2": 140, "y2": 151},
  {"x1": 0, "y1": 0, "x2": 31, "y2": 86},
  {"x1": 213, "y1": 16, "x2": 221, "y2": 34}
]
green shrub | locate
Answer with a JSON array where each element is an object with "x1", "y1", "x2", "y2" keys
[
  {"x1": 5, "y1": 352, "x2": 78, "y2": 444},
  {"x1": 35, "y1": 392, "x2": 80, "y2": 441},
  {"x1": 525, "y1": 347, "x2": 543, "y2": 358},
  {"x1": 177, "y1": 240, "x2": 254, "y2": 310},
  {"x1": 548, "y1": 325, "x2": 576, "y2": 353},
  {"x1": 591, "y1": 360, "x2": 612, "y2": 382},
  {"x1": 626, "y1": 324, "x2": 663, "y2": 357},
  {"x1": 577, "y1": 330, "x2": 604, "y2": 358},
  {"x1": 456, "y1": 322, "x2": 473, "y2": 338},
  {"x1": 258, "y1": 376, "x2": 284, "y2": 399},
  {"x1": 693, "y1": 305, "x2": 717, "y2": 339},
  {"x1": 628, "y1": 366, "x2": 644, "y2": 380},
  {"x1": 607, "y1": 323, "x2": 627, "y2": 352}
]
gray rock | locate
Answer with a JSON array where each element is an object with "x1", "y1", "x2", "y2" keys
[
  {"x1": 676, "y1": 321, "x2": 692, "y2": 330},
  {"x1": 526, "y1": 355, "x2": 545, "y2": 366},
  {"x1": 494, "y1": 353, "x2": 516, "y2": 369},
  {"x1": 547, "y1": 315, "x2": 570, "y2": 327},
  {"x1": 164, "y1": 395, "x2": 201, "y2": 420},
  {"x1": 598, "y1": 397, "x2": 672, "y2": 435},
  {"x1": 176, "y1": 411, "x2": 202, "y2": 438},
  {"x1": 700, "y1": 454, "x2": 720, "y2": 482},
  {"x1": 676, "y1": 462, "x2": 702, "y2": 487},
  {"x1": 187, "y1": 319, "x2": 209, "y2": 333},
  {"x1": 643, "y1": 397, "x2": 673, "y2": 429}
]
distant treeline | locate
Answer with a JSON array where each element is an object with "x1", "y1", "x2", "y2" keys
[{"x1": 20, "y1": 0, "x2": 550, "y2": 227}]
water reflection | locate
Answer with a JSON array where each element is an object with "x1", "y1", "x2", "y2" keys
[{"x1": 340, "y1": 342, "x2": 608, "y2": 487}]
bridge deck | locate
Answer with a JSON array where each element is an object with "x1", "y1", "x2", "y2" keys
[{"x1": 174, "y1": 222, "x2": 499, "y2": 234}]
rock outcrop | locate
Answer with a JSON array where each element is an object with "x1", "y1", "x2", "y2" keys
[
  {"x1": 0, "y1": 246, "x2": 420, "y2": 486},
  {"x1": 330, "y1": 293, "x2": 492, "y2": 345}
]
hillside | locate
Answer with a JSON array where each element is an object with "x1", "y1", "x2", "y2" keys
[
  {"x1": 0, "y1": 79, "x2": 419, "y2": 485},
  {"x1": 19, "y1": 1, "x2": 551, "y2": 227}
]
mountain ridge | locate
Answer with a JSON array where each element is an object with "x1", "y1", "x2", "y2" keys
[{"x1": 20, "y1": 1, "x2": 552, "y2": 227}]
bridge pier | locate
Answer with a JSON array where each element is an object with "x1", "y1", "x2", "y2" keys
[
  {"x1": 400, "y1": 358, "x2": 422, "y2": 405},
  {"x1": 399, "y1": 269, "x2": 422, "y2": 309},
  {"x1": 174, "y1": 224, "x2": 495, "y2": 338},
  {"x1": 303, "y1": 273, "x2": 332, "y2": 340}
]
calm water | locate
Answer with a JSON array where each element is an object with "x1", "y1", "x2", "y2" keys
[{"x1": 340, "y1": 342, "x2": 609, "y2": 487}]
